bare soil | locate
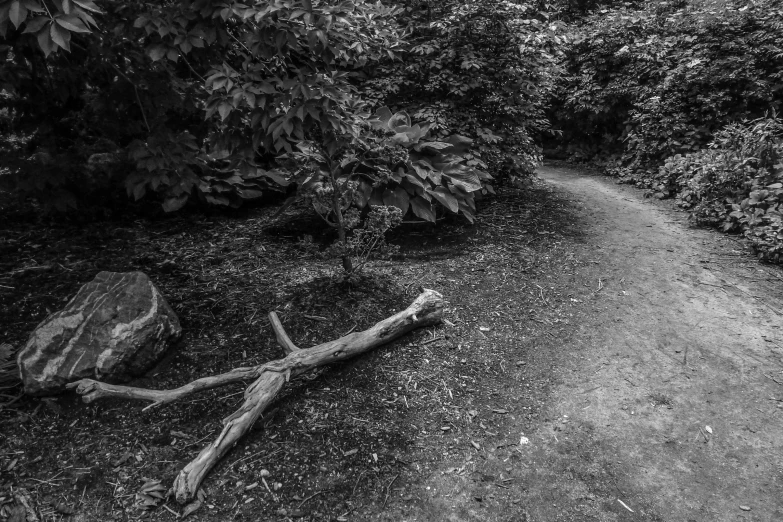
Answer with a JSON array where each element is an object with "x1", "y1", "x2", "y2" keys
[
  {"x1": 0, "y1": 164, "x2": 781, "y2": 521},
  {"x1": 532, "y1": 165, "x2": 783, "y2": 522}
]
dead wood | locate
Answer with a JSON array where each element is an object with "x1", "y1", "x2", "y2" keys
[
  {"x1": 268, "y1": 311, "x2": 300, "y2": 353},
  {"x1": 67, "y1": 289, "x2": 444, "y2": 503}
]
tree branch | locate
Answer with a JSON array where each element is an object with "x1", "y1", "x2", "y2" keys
[
  {"x1": 268, "y1": 311, "x2": 300, "y2": 354},
  {"x1": 66, "y1": 366, "x2": 261, "y2": 411},
  {"x1": 109, "y1": 63, "x2": 151, "y2": 133},
  {"x1": 68, "y1": 289, "x2": 445, "y2": 503}
]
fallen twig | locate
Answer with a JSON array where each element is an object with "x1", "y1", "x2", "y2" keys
[
  {"x1": 298, "y1": 490, "x2": 324, "y2": 508},
  {"x1": 617, "y1": 499, "x2": 634, "y2": 513},
  {"x1": 302, "y1": 314, "x2": 330, "y2": 322},
  {"x1": 383, "y1": 474, "x2": 399, "y2": 507}
]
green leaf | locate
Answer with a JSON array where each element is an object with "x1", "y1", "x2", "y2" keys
[
  {"x1": 442, "y1": 134, "x2": 473, "y2": 155},
  {"x1": 388, "y1": 111, "x2": 411, "y2": 132},
  {"x1": 9, "y1": 1, "x2": 28, "y2": 29},
  {"x1": 56, "y1": 14, "x2": 90, "y2": 33},
  {"x1": 205, "y1": 194, "x2": 230, "y2": 206},
  {"x1": 21, "y1": 0, "x2": 45, "y2": 13},
  {"x1": 410, "y1": 161, "x2": 431, "y2": 181},
  {"x1": 50, "y1": 22, "x2": 70, "y2": 51},
  {"x1": 410, "y1": 196, "x2": 435, "y2": 222},
  {"x1": 369, "y1": 188, "x2": 384, "y2": 207},
  {"x1": 383, "y1": 187, "x2": 410, "y2": 215},
  {"x1": 415, "y1": 141, "x2": 450, "y2": 151},
  {"x1": 443, "y1": 166, "x2": 482, "y2": 192},
  {"x1": 393, "y1": 187, "x2": 410, "y2": 215},
  {"x1": 131, "y1": 180, "x2": 146, "y2": 201},
  {"x1": 237, "y1": 188, "x2": 264, "y2": 199},
  {"x1": 404, "y1": 173, "x2": 426, "y2": 190},
  {"x1": 36, "y1": 27, "x2": 55, "y2": 55},
  {"x1": 370, "y1": 106, "x2": 394, "y2": 129},
  {"x1": 22, "y1": 16, "x2": 49, "y2": 33},
  {"x1": 458, "y1": 200, "x2": 475, "y2": 223},
  {"x1": 260, "y1": 169, "x2": 290, "y2": 187},
  {"x1": 353, "y1": 181, "x2": 372, "y2": 208},
  {"x1": 427, "y1": 186, "x2": 459, "y2": 213},
  {"x1": 73, "y1": 0, "x2": 100, "y2": 13},
  {"x1": 74, "y1": 8, "x2": 96, "y2": 27},
  {"x1": 147, "y1": 45, "x2": 165, "y2": 61},
  {"x1": 162, "y1": 194, "x2": 188, "y2": 212}
]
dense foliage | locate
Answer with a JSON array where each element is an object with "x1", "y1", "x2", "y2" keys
[
  {"x1": 373, "y1": 0, "x2": 564, "y2": 184},
  {"x1": 283, "y1": 104, "x2": 491, "y2": 274},
  {"x1": 550, "y1": 0, "x2": 783, "y2": 181},
  {"x1": 0, "y1": 0, "x2": 406, "y2": 211},
  {"x1": 1, "y1": 0, "x2": 563, "y2": 223},
  {"x1": 657, "y1": 117, "x2": 783, "y2": 261},
  {"x1": 544, "y1": 0, "x2": 783, "y2": 261}
]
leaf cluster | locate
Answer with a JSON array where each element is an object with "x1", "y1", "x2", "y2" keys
[{"x1": 290, "y1": 106, "x2": 491, "y2": 225}]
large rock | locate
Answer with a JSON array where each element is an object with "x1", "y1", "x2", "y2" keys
[{"x1": 17, "y1": 271, "x2": 182, "y2": 395}]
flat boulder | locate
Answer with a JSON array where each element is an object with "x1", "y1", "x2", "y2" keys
[{"x1": 18, "y1": 271, "x2": 182, "y2": 395}]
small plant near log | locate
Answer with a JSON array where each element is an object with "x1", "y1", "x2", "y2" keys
[{"x1": 300, "y1": 205, "x2": 403, "y2": 279}]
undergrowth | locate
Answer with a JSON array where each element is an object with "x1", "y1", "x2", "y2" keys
[{"x1": 656, "y1": 117, "x2": 783, "y2": 262}]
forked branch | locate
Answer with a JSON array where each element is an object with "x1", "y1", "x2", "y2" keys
[
  {"x1": 268, "y1": 311, "x2": 300, "y2": 353},
  {"x1": 68, "y1": 289, "x2": 445, "y2": 503}
]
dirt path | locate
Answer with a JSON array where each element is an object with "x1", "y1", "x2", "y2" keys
[{"x1": 537, "y1": 165, "x2": 783, "y2": 521}]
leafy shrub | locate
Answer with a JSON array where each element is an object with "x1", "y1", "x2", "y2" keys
[
  {"x1": 551, "y1": 0, "x2": 783, "y2": 183},
  {"x1": 289, "y1": 106, "x2": 491, "y2": 225},
  {"x1": 658, "y1": 117, "x2": 783, "y2": 261},
  {"x1": 286, "y1": 105, "x2": 490, "y2": 275},
  {"x1": 0, "y1": 0, "x2": 405, "y2": 211},
  {"x1": 370, "y1": 0, "x2": 564, "y2": 185}
]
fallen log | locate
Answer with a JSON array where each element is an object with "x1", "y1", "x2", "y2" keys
[{"x1": 67, "y1": 288, "x2": 444, "y2": 503}]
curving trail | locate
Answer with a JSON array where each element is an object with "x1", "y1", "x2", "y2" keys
[{"x1": 538, "y1": 165, "x2": 783, "y2": 522}]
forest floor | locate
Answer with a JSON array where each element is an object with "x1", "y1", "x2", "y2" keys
[{"x1": 1, "y1": 164, "x2": 782, "y2": 522}]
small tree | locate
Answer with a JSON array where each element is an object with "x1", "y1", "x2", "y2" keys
[{"x1": 287, "y1": 105, "x2": 490, "y2": 276}]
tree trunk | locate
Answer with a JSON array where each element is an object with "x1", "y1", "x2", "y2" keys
[
  {"x1": 330, "y1": 172, "x2": 354, "y2": 275},
  {"x1": 68, "y1": 289, "x2": 444, "y2": 503}
]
